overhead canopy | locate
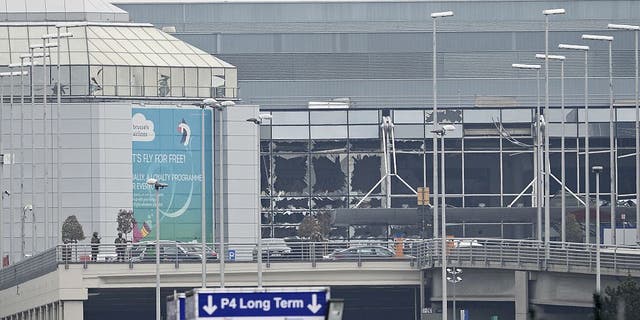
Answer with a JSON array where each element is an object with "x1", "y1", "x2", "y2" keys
[{"x1": 0, "y1": 22, "x2": 237, "y2": 98}]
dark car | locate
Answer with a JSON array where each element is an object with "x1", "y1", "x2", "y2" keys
[
  {"x1": 129, "y1": 241, "x2": 217, "y2": 262},
  {"x1": 323, "y1": 245, "x2": 405, "y2": 261}
]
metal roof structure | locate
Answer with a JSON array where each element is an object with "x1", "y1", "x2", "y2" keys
[{"x1": 0, "y1": 0, "x2": 129, "y2": 22}]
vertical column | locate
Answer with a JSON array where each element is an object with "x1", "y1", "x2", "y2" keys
[
  {"x1": 61, "y1": 301, "x2": 82, "y2": 320},
  {"x1": 514, "y1": 271, "x2": 529, "y2": 320}
]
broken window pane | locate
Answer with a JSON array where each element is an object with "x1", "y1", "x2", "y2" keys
[
  {"x1": 392, "y1": 153, "x2": 422, "y2": 194},
  {"x1": 273, "y1": 226, "x2": 298, "y2": 238},
  {"x1": 312, "y1": 197, "x2": 347, "y2": 209},
  {"x1": 426, "y1": 109, "x2": 463, "y2": 124},
  {"x1": 274, "y1": 140, "x2": 308, "y2": 152},
  {"x1": 349, "y1": 139, "x2": 380, "y2": 152},
  {"x1": 274, "y1": 155, "x2": 309, "y2": 195},
  {"x1": 464, "y1": 153, "x2": 500, "y2": 194},
  {"x1": 311, "y1": 154, "x2": 347, "y2": 194},
  {"x1": 312, "y1": 140, "x2": 347, "y2": 152},
  {"x1": 273, "y1": 209, "x2": 306, "y2": 224},
  {"x1": 350, "y1": 154, "x2": 382, "y2": 194},
  {"x1": 349, "y1": 197, "x2": 383, "y2": 209}
]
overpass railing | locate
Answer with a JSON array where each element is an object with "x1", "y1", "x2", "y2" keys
[
  {"x1": 415, "y1": 238, "x2": 640, "y2": 275},
  {"x1": 0, "y1": 247, "x2": 58, "y2": 291}
]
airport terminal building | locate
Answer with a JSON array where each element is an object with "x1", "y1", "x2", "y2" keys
[
  {"x1": 0, "y1": 0, "x2": 259, "y2": 265},
  {"x1": 115, "y1": 0, "x2": 640, "y2": 240},
  {"x1": 2, "y1": 0, "x2": 640, "y2": 263}
]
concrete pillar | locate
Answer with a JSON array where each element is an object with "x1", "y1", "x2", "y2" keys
[
  {"x1": 515, "y1": 271, "x2": 529, "y2": 320},
  {"x1": 61, "y1": 301, "x2": 83, "y2": 320}
]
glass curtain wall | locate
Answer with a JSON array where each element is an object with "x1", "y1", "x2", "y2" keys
[{"x1": 259, "y1": 106, "x2": 636, "y2": 239}]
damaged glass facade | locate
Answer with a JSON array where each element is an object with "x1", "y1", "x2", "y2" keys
[{"x1": 259, "y1": 106, "x2": 638, "y2": 238}]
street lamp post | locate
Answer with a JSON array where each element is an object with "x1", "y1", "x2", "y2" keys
[
  {"x1": 20, "y1": 204, "x2": 33, "y2": 260},
  {"x1": 147, "y1": 178, "x2": 168, "y2": 320},
  {"x1": 446, "y1": 267, "x2": 463, "y2": 320},
  {"x1": 431, "y1": 124, "x2": 455, "y2": 320},
  {"x1": 592, "y1": 165, "x2": 603, "y2": 293},
  {"x1": 0, "y1": 72, "x2": 6, "y2": 264},
  {"x1": 512, "y1": 63, "x2": 542, "y2": 241},
  {"x1": 582, "y1": 34, "x2": 615, "y2": 245},
  {"x1": 215, "y1": 100, "x2": 234, "y2": 288},
  {"x1": 607, "y1": 24, "x2": 639, "y2": 245},
  {"x1": 559, "y1": 44, "x2": 590, "y2": 243},
  {"x1": 198, "y1": 98, "x2": 218, "y2": 288},
  {"x1": 543, "y1": 8, "x2": 565, "y2": 246},
  {"x1": 43, "y1": 30, "x2": 73, "y2": 246},
  {"x1": 536, "y1": 54, "x2": 566, "y2": 243},
  {"x1": 247, "y1": 113, "x2": 273, "y2": 288},
  {"x1": 431, "y1": 10, "x2": 453, "y2": 239},
  {"x1": 29, "y1": 40, "x2": 58, "y2": 249}
]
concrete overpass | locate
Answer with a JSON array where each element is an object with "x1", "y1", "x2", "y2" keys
[{"x1": 2, "y1": 239, "x2": 640, "y2": 320}]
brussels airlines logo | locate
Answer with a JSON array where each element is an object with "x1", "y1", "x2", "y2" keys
[{"x1": 178, "y1": 119, "x2": 191, "y2": 146}]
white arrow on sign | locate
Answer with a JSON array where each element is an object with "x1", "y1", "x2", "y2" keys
[
  {"x1": 306, "y1": 294, "x2": 322, "y2": 314},
  {"x1": 202, "y1": 295, "x2": 218, "y2": 315}
]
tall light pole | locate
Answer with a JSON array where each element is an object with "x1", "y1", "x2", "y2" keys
[
  {"x1": 592, "y1": 165, "x2": 603, "y2": 293},
  {"x1": 536, "y1": 54, "x2": 566, "y2": 242},
  {"x1": 582, "y1": 34, "x2": 615, "y2": 244},
  {"x1": 30, "y1": 40, "x2": 58, "y2": 249},
  {"x1": 559, "y1": 44, "x2": 590, "y2": 243},
  {"x1": 542, "y1": 8, "x2": 565, "y2": 246},
  {"x1": 430, "y1": 10, "x2": 453, "y2": 239},
  {"x1": 215, "y1": 100, "x2": 234, "y2": 288},
  {"x1": 0, "y1": 72, "x2": 7, "y2": 264},
  {"x1": 44, "y1": 30, "x2": 73, "y2": 246},
  {"x1": 446, "y1": 267, "x2": 463, "y2": 320},
  {"x1": 432, "y1": 124, "x2": 455, "y2": 320},
  {"x1": 247, "y1": 113, "x2": 273, "y2": 288},
  {"x1": 607, "y1": 24, "x2": 639, "y2": 245},
  {"x1": 512, "y1": 63, "x2": 542, "y2": 241},
  {"x1": 147, "y1": 178, "x2": 168, "y2": 320},
  {"x1": 199, "y1": 98, "x2": 217, "y2": 288}
]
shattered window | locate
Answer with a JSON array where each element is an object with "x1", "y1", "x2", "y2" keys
[
  {"x1": 349, "y1": 139, "x2": 381, "y2": 152},
  {"x1": 349, "y1": 154, "x2": 382, "y2": 195},
  {"x1": 311, "y1": 154, "x2": 348, "y2": 195},
  {"x1": 274, "y1": 140, "x2": 308, "y2": 152},
  {"x1": 349, "y1": 197, "x2": 383, "y2": 209},
  {"x1": 426, "y1": 109, "x2": 463, "y2": 124},
  {"x1": 273, "y1": 154, "x2": 309, "y2": 195},
  {"x1": 312, "y1": 197, "x2": 347, "y2": 210},
  {"x1": 312, "y1": 140, "x2": 347, "y2": 152}
]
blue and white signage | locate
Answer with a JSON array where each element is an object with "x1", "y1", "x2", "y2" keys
[{"x1": 186, "y1": 287, "x2": 329, "y2": 320}]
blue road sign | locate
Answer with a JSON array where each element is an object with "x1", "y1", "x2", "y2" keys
[
  {"x1": 186, "y1": 287, "x2": 329, "y2": 320},
  {"x1": 228, "y1": 249, "x2": 236, "y2": 261}
]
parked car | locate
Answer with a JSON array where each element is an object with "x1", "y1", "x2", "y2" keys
[
  {"x1": 128, "y1": 241, "x2": 217, "y2": 262},
  {"x1": 452, "y1": 239, "x2": 483, "y2": 248},
  {"x1": 323, "y1": 245, "x2": 410, "y2": 261},
  {"x1": 253, "y1": 238, "x2": 292, "y2": 260}
]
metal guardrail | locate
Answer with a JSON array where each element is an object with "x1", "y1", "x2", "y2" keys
[
  {"x1": 0, "y1": 248, "x2": 58, "y2": 291},
  {"x1": 3, "y1": 238, "x2": 640, "y2": 291},
  {"x1": 415, "y1": 238, "x2": 640, "y2": 275}
]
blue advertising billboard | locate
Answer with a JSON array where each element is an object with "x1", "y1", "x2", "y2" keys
[{"x1": 131, "y1": 106, "x2": 213, "y2": 242}]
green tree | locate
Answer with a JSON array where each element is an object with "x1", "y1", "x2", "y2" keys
[
  {"x1": 298, "y1": 215, "x2": 324, "y2": 241},
  {"x1": 566, "y1": 213, "x2": 584, "y2": 243},
  {"x1": 61, "y1": 215, "x2": 85, "y2": 243},
  {"x1": 116, "y1": 209, "x2": 134, "y2": 240},
  {"x1": 600, "y1": 276, "x2": 640, "y2": 320}
]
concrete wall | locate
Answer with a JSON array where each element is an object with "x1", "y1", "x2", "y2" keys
[
  {"x1": 1, "y1": 102, "x2": 260, "y2": 264},
  {"x1": 217, "y1": 104, "x2": 260, "y2": 248},
  {"x1": 0, "y1": 102, "x2": 133, "y2": 264}
]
